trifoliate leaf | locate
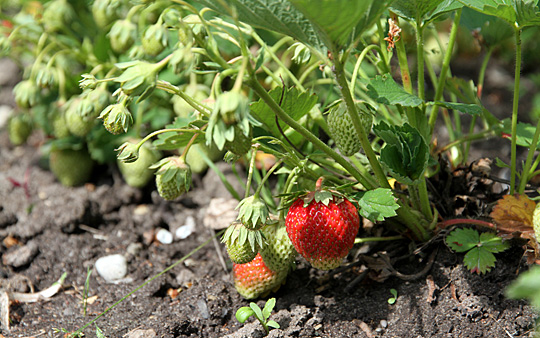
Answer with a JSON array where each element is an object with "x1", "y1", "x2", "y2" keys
[
  {"x1": 356, "y1": 188, "x2": 399, "y2": 222},
  {"x1": 445, "y1": 227, "x2": 511, "y2": 274}
]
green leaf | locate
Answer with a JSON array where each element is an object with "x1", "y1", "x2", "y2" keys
[
  {"x1": 460, "y1": 7, "x2": 513, "y2": 47},
  {"x1": 250, "y1": 302, "x2": 265, "y2": 321},
  {"x1": 196, "y1": 0, "x2": 326, "y2": 51},
  {"x1": 262, "y1": 297, "x2": 276, "y2": 320},
  {"x1": 501, "y1": 119, "x2": 540, "y2": 150},
  {"x1": 373, "y1": 122, "x2": 430, "y2": 184},
  {"x1": 267, "y1": 320, "x2": 281, "y2": 329},
  {"x1": 463, "y1": 247, "x2": 497, "y2": 274},
  {"x1": 458, "y1": 0, "x2": 540, "y2": 27},
  {"x1": 251, "y1": 86, "x2": 317, "y2": 143},
  {"x1": 506, "y1": 266, "x2": 540, "y2": 308},
  {"x1": 289, "y1": 0, "x2": 375, "y2": 47},
  {"x1": 356, "y1": 188, "x2": 399, "y2": 222},
  {"x1": 391, "y1": 0, "x2": 461, "y2": 23},
  {"x1": 429, "y1": 101, "x2": 483, "y2": 116},
  {"x1": 445, "y1": 227, "x2": 480, "y2": 252},
  {"x1": 367, "y1": 75, "x2": 424, "y2": 108},
  {"x1": 236, "y1": 306, "x2": 255, "y2": 323}
]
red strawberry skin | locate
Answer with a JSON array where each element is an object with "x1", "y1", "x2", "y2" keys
[
  {"x1": 285, "y1": 197, "x2": 360, "y2": 270},
  {"x1": 233, "y1": 253, "x2": 287, "y2": 299}
]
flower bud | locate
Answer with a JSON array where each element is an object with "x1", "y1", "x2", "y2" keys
[
  {"x1": 142, "y1": 23, "x2": 168, "y2": 56},
  {"x1": 92, "y1": 0, "x2": 122, "y2": 28},
  {"x1": 13, "y1": 80, "x2": 41, "y2": 108},
  {"x1": 99, "y1": 100, "x2": 133, "y2": 134},
  {"x1": 109, "y1": 19, "x2": 137, "y2": 54},
  {"x1": 42, "y1": 0, "x2": 75, "y2": 32},
  {"x1": 116, "y1": 141, "x2": 140, "y2": 163}
]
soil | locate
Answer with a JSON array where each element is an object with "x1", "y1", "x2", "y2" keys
[{"x1": 0, "y1": 56, "x2": 538, "y2": 338}]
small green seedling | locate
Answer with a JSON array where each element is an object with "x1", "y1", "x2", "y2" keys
[
  {"x1": 235, "y1": 297, "x2": 280, "y2": 335},
  {"x1": 83, "y1": 267, "x2": 92, "y2": 316},
  {"x1": 445, "y1": 227, "x2": 511, "y2": 274},
  {"x1": 388, "y1": 288, "x2": 398, "y2": 304}
]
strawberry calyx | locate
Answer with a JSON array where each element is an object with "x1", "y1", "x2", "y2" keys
[
  {"x1": 222, "y1": 221, "x2": 266, "y2": 264},
  {"x1": 236, "y1": 195, "x2": 271, "y2": 230}
]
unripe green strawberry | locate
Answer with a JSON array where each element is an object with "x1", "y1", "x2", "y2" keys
[
  {"x1": 233, "y1": 253, "x2": 288, "y2": 299},
  {"x1": 260, "y1": 220, "x2": 296, "y2": 273},
  {"x1": 77, "y1": 87, "x2": 111, "y2": 119},
  {"x1": 109, "y1": 19, "x2": 137, "y2": 54},
  {"x1": 42, "y1": 0, "x2": 74, "y2": 32},
  {"x1": 117, "y1": 141, "x2": 161, "y2": 188},
  {"x1": 184, "y1": 142, "x2": 224, "y2": 174},
  {"x1": 222, "y1": 221, "x2": 263, "y2": 264},
  {"x1": 533, "y1": 202, "x2": 540, "y2": 242},
  {"x1": 142, "y1": 22, "x2": 168, "y2": 56},
  {"x1": 51, "y1": 110, "x2": 71, "y2": 138},
  {"x1": 65, "y1": 99, "x2": 96, "y2": 137},
  {"x1": 171, "y1": 84, "x2": 210, "y2": 118},
  {"x1": 13, "y1": 80, "x2": 41, "y2": 108},
  {"x1": 327, "y1": 101, "x2": 373, "y2": 156},
  {"x1": 49, "y1": 148, "x2": 94, "y2": 186},
  {"x1": 150, "y1": 156, "x2": 192, "y2": 200},
  {"x1": 285, "y1": 180, "x2": 360, "y2": 270},
  {"x1": 8, "y1": 114, "x2": 33, "y2": 146}
]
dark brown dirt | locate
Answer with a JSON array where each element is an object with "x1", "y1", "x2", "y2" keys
[{"x1": 0, "y1": 129, "x2": 537, "y2": 338}]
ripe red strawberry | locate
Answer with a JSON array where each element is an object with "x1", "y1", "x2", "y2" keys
[
  {"x1": 285, "y1": 179, "x2": 360, "y2": 270},
  {"x1": 233, "y1": 253, "x2": 288, "y2": 299}
]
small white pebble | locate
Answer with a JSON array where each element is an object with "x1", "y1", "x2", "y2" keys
[
  {"x1": 156, "y1": 228, "x2": 173, "y2": 244},
  {"x1": 380, "y1": 319, "x2": 388, "y2": 328},
  {"x1": 176, "y1": 216, "x2": 196, "y2": 239},
  {"x1": 95, "y1": 254, "x2": 128, "y2": 282}
]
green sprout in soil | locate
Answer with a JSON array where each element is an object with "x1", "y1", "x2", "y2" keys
[
  {"x1": 388, "y1": 288, "x2": 398, "y2": 305},
  {"x1": 445, "y1": 228, "x2": 511, "y2": 274},
  {"x1": 235, "y1": 297, "x2": 280, "y2": 335}
]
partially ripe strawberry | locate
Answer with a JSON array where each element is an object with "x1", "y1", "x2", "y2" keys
[
  {"x1": 285, "y1": 181, "x2": 360, "y2": 270},
  {"x1": 233, "y1": 253, "x2": 288, "y2": 299}
]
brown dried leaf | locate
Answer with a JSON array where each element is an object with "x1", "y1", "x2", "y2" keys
[{"x1": 490, "y1": 194, "x2": 536, "y2": 232}]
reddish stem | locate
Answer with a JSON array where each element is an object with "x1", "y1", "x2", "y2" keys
[{"x1": 438, "y1": 218, "x2": 496, "y2": 230}]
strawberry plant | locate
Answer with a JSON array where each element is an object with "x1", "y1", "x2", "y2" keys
[{"x1": 4, "y1": 0, "x2": 540, "y2": 311}]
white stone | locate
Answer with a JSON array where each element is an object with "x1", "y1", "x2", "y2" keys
[
  {"x1": 156, "y1": 228, "x2": 173, "y2": 244},
  {"x1": 95, "y1": 254, "x2": 128, "y2": 282},
  {"x1": 175, "y1": 215, "x2": 196, "y2": 239}
]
